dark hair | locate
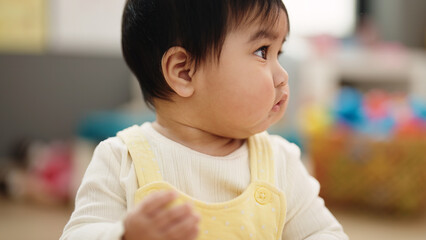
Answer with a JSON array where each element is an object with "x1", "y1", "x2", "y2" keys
[{"x1": 122, "y1": 0, "x2": 289, "y2": 108}]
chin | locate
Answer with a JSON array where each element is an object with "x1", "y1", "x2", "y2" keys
[
  {"x1": 223, "y1": 128, "x2": 264, "y2": 140},
  {"x1": 220, "y1": 115, "x2": 283, "y2": 139},
  {"x1": 247, "y1": 122, "x2": 273, "y2": 137}
]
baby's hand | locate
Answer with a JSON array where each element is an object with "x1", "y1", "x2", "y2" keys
[{"x1": 123, "y1": 191, "x2": 200, "y2": 240}]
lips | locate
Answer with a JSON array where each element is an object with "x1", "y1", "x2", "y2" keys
[
  {"x1": 275, "y1": 100, "x2": 284, "y2": 107},
  {"x1": 272, "y1": 92, "x2": 288, "y2": 112},
  {"x1": 274, "y1": 92, "x2": 288, "y2": 106}
]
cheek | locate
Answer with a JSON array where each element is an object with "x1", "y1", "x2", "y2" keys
[
  {"x1": 230, "y1": 77, "x2": 275, "y2": 121},
  {"x1": 207, "y1": 61, "x2": 275, "y2": 119},
  {"x1": 233, "y1": 73, "x2": 273, "y2": 103},
  {"x1": 248, "y1": 73, "x2": 276, "y2": 106}
]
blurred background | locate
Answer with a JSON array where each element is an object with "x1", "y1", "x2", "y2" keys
[{"x1": 0, "y1": 0, "x2": 425, "y2": 239}]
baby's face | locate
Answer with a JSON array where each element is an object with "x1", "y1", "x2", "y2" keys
[{"x1": 191, "y1": 10, "x2": 289, "y2": 138}]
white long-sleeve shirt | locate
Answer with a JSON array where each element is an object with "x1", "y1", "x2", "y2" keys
[{"x1": 60, "y1": 122, "x2": 348, "y2": 239}]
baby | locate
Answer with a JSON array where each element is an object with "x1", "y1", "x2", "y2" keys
[{"x1": 61, "y1": 0, "x2": 348, "y2": 239}]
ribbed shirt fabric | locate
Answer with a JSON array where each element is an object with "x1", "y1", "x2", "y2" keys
[{"x1": 60, "y1": 122, "x2": 348, "y2": 240}]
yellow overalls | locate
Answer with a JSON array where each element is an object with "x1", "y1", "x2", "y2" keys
[{"x1": 118, "y1": 125, "x2": 287, "y2": 239}]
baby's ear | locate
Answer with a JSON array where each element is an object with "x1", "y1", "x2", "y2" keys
[{"x1": 161, "y1": 47, "x2": 195, "y2": 98}]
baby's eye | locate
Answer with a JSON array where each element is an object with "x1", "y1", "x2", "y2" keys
[{"x1": 254, "y1": 46, "x2": 268, "y2": 59}]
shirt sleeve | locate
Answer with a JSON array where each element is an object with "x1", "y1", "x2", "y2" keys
[
  {"x1": 60, "y1": 140, "x2": 128, "y2": 240},
  {"x1": 272, "y1": 136, "x2": 349, "y2": 240}
]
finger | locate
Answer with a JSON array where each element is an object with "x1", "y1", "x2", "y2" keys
[
  {"x1": 185, "y1": 226, "x2": 200, "y2": 240},
  {"x1": 163, "y1": 213, "x2": 200, "y2": 239},
  {"x1": 154, "y1": 203, "x2": 192, "y2": 230},
  {"x1": 173, "y1": 214, "x2": 200, "y2": 240},
  {"x1": 140, "y1": 191, "x2": 177, "y2": 216},
  {"x1": 169, "y1": 224, "x2": 199, "y2": 240},
  {"x1": 174, "y1": 217, "x2": 200, "y2": 240}
]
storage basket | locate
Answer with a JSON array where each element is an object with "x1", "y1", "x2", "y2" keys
[{"x1": 309, "y1": 131, "x2": 426, "y2": 215}]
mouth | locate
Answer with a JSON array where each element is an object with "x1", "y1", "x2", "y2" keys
[{"x1": 272, "y1": 93, "x2": 288, "y2": 112}]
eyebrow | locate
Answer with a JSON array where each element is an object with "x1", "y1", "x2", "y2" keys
[{"x1": 248, "y1": 29, "x2": 287, "y2": 44}]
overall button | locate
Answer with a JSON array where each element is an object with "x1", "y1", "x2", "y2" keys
[{"x1": 255, "y1": 187, "x2": 272, "y2": 205}]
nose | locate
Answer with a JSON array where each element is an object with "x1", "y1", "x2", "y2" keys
[{"x1": 273, "y1": 62, "x2": 288, "y2": 88}]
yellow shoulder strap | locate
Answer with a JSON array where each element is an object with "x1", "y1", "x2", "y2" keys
[
  {"x1": 248, "y1": 132, "x2": 275, "y2": 184},
  {"x1": 117, "y1": 125, "x2": 163, "y2": 187}
]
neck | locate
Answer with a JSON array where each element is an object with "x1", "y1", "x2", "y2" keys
[{"x1": 152, "y1": 116, "x2": 244, "y2": 157}]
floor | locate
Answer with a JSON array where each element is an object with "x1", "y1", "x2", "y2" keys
[
  {"x1": 1, "y1": 197, "x2": 425, "y2": 240},
  {"x1": 0, "y1": 197, "x2": 72, "y2": 240},
  {"x1": 331, "y1": 207, "x2": 426, "y2": 240}
]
